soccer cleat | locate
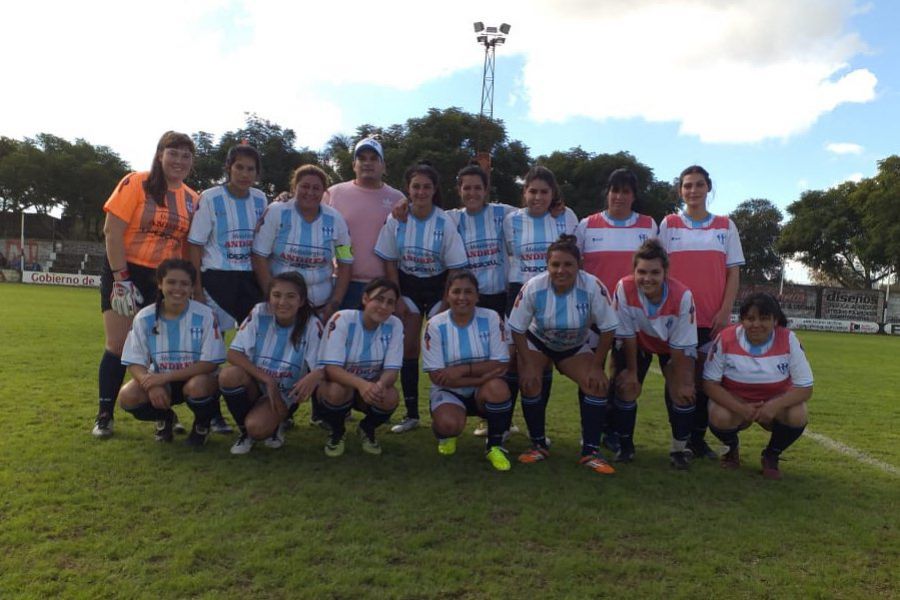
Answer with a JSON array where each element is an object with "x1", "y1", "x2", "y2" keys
[
  {"x1": 761, "y1": 452, "x2": 782, "y2": 480},
  {"x1": 230, "y1": 433, "x2": 254, "y2": 455},
  {"x1": 324, "y1": 436, "x2": 345, "y2": 458},
  {"x1": 390, "y1": 417, "x2": 419, "y2": 434},
  {"x1": 437, "y1": 437, "x2": 457, "y2": 456},
  {"x1": 473, "y1": 420, "x2": 488, "y2": 437},
  {"x1": 185, "y1": 422, "x2": 210, "y2": 447},
  {"x1": 210, "y1": 415, "x2": 234, "y2": 435},
  {"x1": 579, "y1": 453, "x2": 616, "y2": 475},
  {"x1": 357, "y1": 426, "x2": 382, "y2": 455},
  {"x1": 518, "y1": 446, "x2": 550, "y2": 464},
  {"x1": 669, "y1": 451, "x2": 691, "y2": 470},
  {"x1": 264, "y1": 423, "x2": 285, "y2": 449},
  {"x1": 172, "y1": 414, "x2": 187, "y2": 435},
  {"x1": 486, "y1": 446, "x2": 511, "y2": 471},
  {"x1": 92, "y1": 412, "x2": 114, "y2": 438},
  {"x1": 720, "y1": 446, "x2": 741, "y2": 470},
  {"x1": 613, "y1": 445, "x2": 635, "y2": 463},
  {"x1": 687, "y1": 439, "x2": 719, "y2": 460},
  {"x1": 154, "y1": 411, "x2": 175, "y2": 443}
]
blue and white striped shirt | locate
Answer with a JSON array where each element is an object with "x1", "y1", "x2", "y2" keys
[
  {"x1": 318, "y1": 310, "x2": 404, "y2": 382},
  {"x1": 375, "y1": 206, "x2": 467, "y2": 278},
  {"x1": 448, "y1": 203, "x2": 515, "y2": 295},
  {"x1": 503, "y1": 207, "x2": 578, "y2": 284},
  {"x1": 188, "y1": 185, "x2": 268, "y2": 271}
]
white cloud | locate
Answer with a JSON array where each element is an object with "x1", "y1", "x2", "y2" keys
[
  {"x1": 0, "y1": 0, "x2": 879, "y2": 169},
  {"x1": 826, "y1": 142, "x2": 864, "y2": 154},
  {"x1": 844, "y1": 172, "x2": 866, "y2": 183}
]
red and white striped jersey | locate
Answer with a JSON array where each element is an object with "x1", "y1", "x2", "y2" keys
[
  {"x1": 575, "y1": 211, "x2": 658, "y2": 293},
  {"x1": 658, "y1": 213, "x2": 744, "y2": 328},
  {"x1": 703, "y1": 325, "x2": 813, "y2": 403},
  {"x1": 614, "y1": 275, "x2": 697, "y2": 356}
]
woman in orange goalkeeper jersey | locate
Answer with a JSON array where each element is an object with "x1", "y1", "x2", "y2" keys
[{"x1": 92, "y1": 131, "x2": 198, "y2": 439}]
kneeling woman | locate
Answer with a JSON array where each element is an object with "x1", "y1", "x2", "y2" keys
[
  {"x1": 507, "y1": 235, "x2": 619, "y2": 474},
  {"x1": 703, "y1": 293, "x2": 812, "y2": 480},
  {"x1": 316, "y1": 278, "x2": 403, "y2": 456},
  {"x1": 612, "y1": 239, "x2": 698, "y2": 469},
  {"x1": 219, "y1": 272, "x2": 323, "y2": 454},
  {"x1": 423, "y1": 272, "x2": 512, "y2": 471},
  {"x1": 119, "y1": 259, "x2": 225, "y2": 445}
]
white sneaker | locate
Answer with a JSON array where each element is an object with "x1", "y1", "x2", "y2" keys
[
  {"x1": 264, "y1": 423, "x2": 285, "y2": 449},
  {"x1": 230, "y1": 433, "x2": 254, "y2": 455},
  {"x1": 473, "y1": 420, "x2": 488, "y2": 437},
  {"x1": 92, "y1": 413, "x2": 114, "y2": 438},
  {"x1": 390, "y1": 417, "x2": 419, "y2": 434}
]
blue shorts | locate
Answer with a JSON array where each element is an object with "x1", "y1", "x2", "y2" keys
[
  {"x1": 429, "y1": 388, "x2": 482, "y2": 416},
  {"x1": 525, "y1": 330, "x2": 592, "y2": 363}
]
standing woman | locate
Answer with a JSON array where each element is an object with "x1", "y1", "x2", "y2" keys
[
  {"x1": 219, "y1": 272, "x2": 323, "y2": 455},
  {"x1": 575, "y1": 168, "x2": 658, "y2": 452},
  {"x1": 93, "y1": 131, "x2": 197, "y2": 438},
  {"x1": 704, "y1": 293, "x2": 812, "y2": 480},
  {"x1": 374, "y1": 162, "x2": 467, "y2": 433},
  {"x1": 252, "y1": 164, "x2": 353, "y2": 325},
  {"x1": 658, "y1": 165, "x2": 744, "y2": 460},
  {"x1": 188, "y1": 144, "x2": 268, "y2": 326},
  {"x1": 423, "y1": 271, "x2": 512, "y2": 471},
  {"x1": 316, "y1": 278, "x2": 404, "y2": 456},
  {"x1": 507, "y1": 235, "x2": 619, "y2": 473},
  {"x1": 118, "y1": 259, "x2": 225, "y2": 445}
]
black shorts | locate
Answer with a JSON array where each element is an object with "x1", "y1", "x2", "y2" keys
[
  {"x1": 100, "y1": 259, "x2": 158, "y2": 313},
  {"x1": 526, "y1": 330, "x2": 589, "y2": 363},
  {"x1": 202, "y1": 269, "x2": 262, "y2": 324},
  {"x1": 505, "y1": 283, "x2": 524, "y2": 317},
  {"x1": 399, "y1": 270, "x2": 446, "y2": 315},
  {"x1": 478, "y1": 292, "x2": 507, "y2": 317},
  {"x1": 167, "y1": 381, "x2": 187, "y2": 405},
  {"x1": 611, "y1": 343, "x2": 671, "y2": 387},
  {"x1": 697, "y1": 327, "x2": 713, "y2": 354},
  {"x1": 429, "y1": 387, "x2": 482, "y2": 417}
]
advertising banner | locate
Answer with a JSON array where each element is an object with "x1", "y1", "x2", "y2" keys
[
  {"x1": 735, "y1": 284, "x2": 818, "y2": 318},
  {"x1": 788, "y1": 317, "x2": 880, "y2": 334},
  {"x1": 820, "y1": 288, "x2": 883, "y2": 322},
  {"x1": 22, "y1": 270, "x2": 100, "y2": 288}
]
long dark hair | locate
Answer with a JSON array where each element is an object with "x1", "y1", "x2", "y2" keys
[
  {"x1": 269, "y1": 272, "x2": 316, "y2": 347},
  {"x1": 739, "y1": 292, "x2": 788, "y2": 327},
  {"x1": 225, "y1": 144, "x2": 261, "y2": 180},
  {"x1": 546, "y1": 234, "x2": 582, "y2": 266},
  {"x1": 144, "y1": 131, "x2": 195, "y2": 206},
  {"x1": 404, "y1": 161, "x2": 442, "y2": 208},
  {"x1": 523, "y1": 165, "x2": 563, "y2": 209},
  {"x1": 632, "y1": 238, "x2": 669, "y2": 270},
  {"x1": 152, "y1": 258, "x2": 197, "y2": 334},
  {"x1": 605, "y1": 168, "x2": 640, "y2": 212}
]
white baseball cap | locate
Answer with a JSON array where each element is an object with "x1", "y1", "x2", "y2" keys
[{"x1": 353, "y1": 137, "x2": 384, "y2": 161}]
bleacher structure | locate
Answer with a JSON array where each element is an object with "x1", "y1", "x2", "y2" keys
[{"x1": 46, "y1": 242, "x2": 105, "y2": 275}]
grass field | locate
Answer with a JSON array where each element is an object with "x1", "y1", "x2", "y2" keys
[{"x1": 1, "y1": 283, "x2": 898, "y2": 598}]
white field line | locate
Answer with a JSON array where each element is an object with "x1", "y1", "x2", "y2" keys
[{"x1": 644, "y1": 367, "x2": 900, "y2": 477}]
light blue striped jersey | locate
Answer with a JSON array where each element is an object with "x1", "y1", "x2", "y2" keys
[
  {"x1": 188, "y1": 185, "x2": 268, "y2": 271},
  {"x1": 447, "y1": 203, "x2": 516, "y2": 295},
  {"x1": 318, "y1": 310, "x2": 404, "y2": 382},
  {"x1": 503, "y1": 207, "x2": 578, "y2": 284},
  {"x1": 252, "y1": 202, "x2": 353, "y2": 307},
  {"x1": 230, "y1": 302, "x2": 323, "y2": 395},
  {"x1": 374, "y1": 206, "x2": 467, "y2": 278},
  {"x1": 122, "y1": 300, "x2": 226, "y2": 373},
  {"x1": 508, "y1": 271, "x2": 618, "y2": 352},
  {"x1": 422, "y1": 307, "x2": 509, "y2": 395}
]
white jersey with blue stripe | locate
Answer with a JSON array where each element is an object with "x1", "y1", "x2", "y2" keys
[
  {"x1": 122, "y1": 300, "x2": 226, "y2": 373},
  {"x1": 422, "y1": 307, "x2": 509, "y2": 395},
  {"x1": 448, "y1": 203, "x2": 516, "y2": 295},
  {"x1": 188, "y1": 185, "x2": 268, "y2": 271},
  {"x1": 230, "y1": 302, "x2": 323, "y2": 395},
  {"x1": 508, "y1": 271, "x2": 619, "y2": 352},
  {"x1": 252, "y1": 202, "x2": 353, "y2": 307},
  {"x1": 374, "y1": 206, "x2": 468, "y2": 278},
  {"x1": 503, "y1": 207, "x2": 578, "y2": 284},
  {"x1": 318, "y1": 310, "x2": 404, "y2": 382}
]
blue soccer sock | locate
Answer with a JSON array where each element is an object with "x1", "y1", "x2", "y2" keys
[
  {"x1": 320, "y1": 398, "x2": 352, "y2": 442},
  {"x1": 690, "y1": 389, "x2": 710, "y2": 445},
  {"x1": 485, "y1": 399, "x2": 513, "y2": 449},
  {"x1": 98, "y1": 350, "x2": 125, "y2": 417},
  {"x1": 400, "y1": 358, "x2": 420, "y2": 420},
  {"x1": 360, "y1": 404, "x2": 394, "y2": 437},
  {"x1": 520, "y1": 394, "x2": 548, "y2": 448},
  {"x1": 709, "y1": 425, "x2": 740, "y2": 452},
  {"x1": 123, "y1": 402, "x2": 170, "y2": 422},
  {"x1": 614, "y1": 399, "x2": 637, "y2": 451},
  {"x1": 764, "y1": 420, "x2": 806, "y2": 457},
  {"x1": 186, "y1": 394, "x2": 216, "y2": 429},
  {"x1": 579, "y1": 393, "x2": 607, "y2": 456},
  {"x1": 221, "y1": 385, "x2": 251, "y2": 431}
]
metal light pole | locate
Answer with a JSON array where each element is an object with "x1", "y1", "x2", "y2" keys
[{"x1": 473, "y1": 22, "x2": 510, "y2": 175}]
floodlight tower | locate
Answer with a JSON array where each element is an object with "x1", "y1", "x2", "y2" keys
[{"x1": 473, "y1": 22, "x2": 511, "y2": 174}]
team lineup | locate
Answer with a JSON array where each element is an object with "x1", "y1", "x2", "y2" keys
[{"x1": 94, "y1": 131, "x2": 813, "y2": 479}]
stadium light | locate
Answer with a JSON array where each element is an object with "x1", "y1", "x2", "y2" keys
[
  {"x1": 472, "y1": 21, "x2": 511, "y2": 175},
  {"x1": 473, "y1": 21, "x2": 484, "y2": 33}
]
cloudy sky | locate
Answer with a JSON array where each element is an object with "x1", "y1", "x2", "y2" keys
[{"x1": 3, "y1": 0, "x2": 898, "y2": 280}]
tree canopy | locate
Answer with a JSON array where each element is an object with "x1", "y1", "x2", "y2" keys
[{"x1": 729, "y1": 198, "x2": 783, "y2": 283}]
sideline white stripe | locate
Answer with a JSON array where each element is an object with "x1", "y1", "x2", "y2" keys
[
  {"x1": 646, "y1": 367, "x2": 900, "y2": 477},
  {"x1": 803, "y1": 429, "x2": 900, "y2": 477}
]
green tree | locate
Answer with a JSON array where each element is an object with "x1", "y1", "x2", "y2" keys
[
  {"x1": 535, "y1": 148, "x2": 676, "y2": 221},
  {"x1": 729, "y1": 198, "x2": 783, "y2": 283},
  {"x1": 851, "y1": 155, "x2": 900, "y2": 278},
  {"x1": 778, "y1": 180, "x2": 892, "y2": 288}
]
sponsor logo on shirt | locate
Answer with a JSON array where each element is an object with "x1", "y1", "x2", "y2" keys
[{"x1": 777, "y1": 362, "x2": 789, "y2": 375}]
